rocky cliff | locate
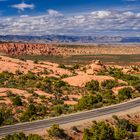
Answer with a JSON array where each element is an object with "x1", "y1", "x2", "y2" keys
[{"x1": 0, "y1": 43, "x2": 67, "y2": 56}]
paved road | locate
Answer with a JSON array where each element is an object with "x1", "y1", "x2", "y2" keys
[{"x1": 0, "y1": 98, "x2": 140, "y2": 137}]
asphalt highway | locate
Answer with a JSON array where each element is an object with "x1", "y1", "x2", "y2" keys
[{"x1": 0, "y1": 98, "x2": 140, "y2": 137}]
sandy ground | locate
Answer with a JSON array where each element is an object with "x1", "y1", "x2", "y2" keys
[
  {"x1": 63, "y1": 75, "x2": 115, "y2": 87},
  {"x1": 0, "y1": 55, "x2": 72, "y2": 76}
]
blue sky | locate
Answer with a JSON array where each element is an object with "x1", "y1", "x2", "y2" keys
[
  {"x1": 0, "y1": 0, "x2": 140, "y2": 36},
  {"x1": 1, "y1": 0, "x2": 140, "y2": 15}
]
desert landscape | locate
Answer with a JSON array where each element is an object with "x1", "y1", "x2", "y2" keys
[
  {"x1": 0, "y1": 42, "x2": 140, "y2": 139},
  {"x1": 1, "y1": 0, "x2": 140, "y2": 139}
]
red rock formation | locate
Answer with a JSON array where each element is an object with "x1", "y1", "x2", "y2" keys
[
  {"x1": 0, "y1": 42, "x2": 140, "y2": 56},
  {"x1": 0, "y1": 43, "x2": 65, "y2": 56}
]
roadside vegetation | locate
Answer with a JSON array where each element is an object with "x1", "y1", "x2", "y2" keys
[{"x1": 2, "y1": 116, "x2": 140, "y2": 140}]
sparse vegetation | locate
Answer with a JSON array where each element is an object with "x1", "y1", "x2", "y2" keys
[
  {"x1": 0, "y1": 55, "x2": 139, "y2": 128},
  {"x1": 1, "y1": 132, "x2": 43, "y2": 140},
  {"x1": 83, "y1": 117, "x2": 139, "y2": 140},
  {"x1": 101, "y1": 79, "x2": 119, "y2": 90},
  {"x1": 118, "y1": 87, "x2": 133, "y2": 101}
]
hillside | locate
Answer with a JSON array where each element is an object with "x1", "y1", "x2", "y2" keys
[{"x1": 0, "y1": 55, "x2": 139, "y2": 127}]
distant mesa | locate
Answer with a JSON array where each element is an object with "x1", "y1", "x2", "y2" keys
[{"x1": 0, "y1": 35, "x2": 140, "y2": 43}]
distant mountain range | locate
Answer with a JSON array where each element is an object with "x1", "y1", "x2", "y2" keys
[{"x1": 0, "y1": 35, "x2": 140, "y2": 43}]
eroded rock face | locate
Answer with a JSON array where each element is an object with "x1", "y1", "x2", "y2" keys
[
  {"x1": 0, "y1": 43, "x2": 68, "y2": 56},
  {"x1": 85, "y1": 60, "x2": 106, "y2": 74}
]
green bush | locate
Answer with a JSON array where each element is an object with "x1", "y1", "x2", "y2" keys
[
  {"x1": 47, "y1": 124, "x2": 69, "y2": 139},
  {"x1": 53, "y1": 105, "x2": 64, "y2": 115},
  {"x1": 12, "y1": 96, "x2": 22, "y2": 106},
  {"x1": 85, "y1": 80, "x2": 99, "y2": 92},
  {"x1": 135, "y1": 84, "x2": 140, "y2": 92},
  {"x1": 77, "y1": 94, "x2": 102, "y2": 110},
  {"x1": 137, "y1": 125, "x2": 140, "y2": 132},
  {"x1": 83, "y1": 121, "x2": 114, "y2": 140},
  {"x1": 58, "y1": 64, "x2": 66, "y2": 69},
  {"x1": 118, "y1": 87, "x2": 133, "y2": 101},
  {"x1": 54, "y1": 80, "x2": 67, "y2": 88},
  {"x1": 101, "y1": 90, "x2": 116, "y2": 104},
  {"x1": 20, "y1": 104, "x2": 37, "y2": 122},
  {"x1": 101, "y1": 80, "x2": 118, "y2": 89},
  {"x1": 114, "y1": 127, "x2": 133, "y2": 140},
  {"x1": 116, "y1": 118, "x2": 137, "y2": 132},
  {"x1": 0, "y1": 106, "x2": 16, "y2": 126},
  {"x1": 1, "y1": 132, "x2": 43, "y2": 140}
]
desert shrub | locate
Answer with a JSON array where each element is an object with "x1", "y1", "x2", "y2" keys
[
  {"x1": 53, "y1": 104, "x2": 69, "y2": 116},
  {"x1": 58, "y1": 64, "x2": 66, "y2": 69},
  {"x1": 39, "y1": 95, "x2": 46, "y2": 100},
  {"x1": 20, "y1": 103, "x2": 48, "y2": 122},
  {"x1": 83, "y1": 121, "x2": 114, "y2": 140},
  {"x1": 114, "y1": 127, "x2": 134, "y2": 140},
  {"x1": 72, "y1": 64, "x2": 80, "y2": 69},
  {"x1": 35, "y1": 82, "x2": 46, "y2": 91},
  {"x1": 101, "y1": 80, "x2": 119, "y2": 89},
  {"x1": 60, "y1": 74, "x2": 69, "y2": 79},
  {"x1": 47, "y1": 124, "x2": 70, "y2": 139},
  {"x1": 1, "y1": 132, "x2": 43, "y2": 140},
  {"x1": 101, "y1": 90, "x2": 116, "y2": 104},
  {"x1": 135, "y1": 84, "x2": 140, "y2": 92},
  {"x1": 118, "y1": 87, "x2": 133, "y2": 101},
  {"x1": 36, "y1": 104, "x2": 47, "y2": 116},
  {"x1": 1, "y1": 132, "x2": 26, "y2": 140},
  {"x1": 23, "y1": 71, "x2": 37, "y2": 80},
  {"x1": 115, "y1": 118, "x2": 137, "y2": 132},
  {"x1": 50, "y1": 97, "x2": 64, "y2": 105},
  {"x1": 107, "y1": 68, "x2": 140, "y2": 84},
  {"x1": 20, "y1": 104, "x2": 37, "y2": 122},
  {"x1": 0, "y1": 106, "x2": 16, "y2": 126},
  {"x1": 54, "y1": 80, "x2": 68, "y2": 88},
  {"x1": 12, "y1": 96, "x2": 22, "y2": 106},
  {"x1": 53, "y1": 105, "x2": 64, "y2": 115},
  {"x1": 137, "y1": 125, "x2": 140, "y2": 132},
  {"x1": 85, "y1": 80, "x2": 99, "y2": 92},
  {"x1": 0, "y1": 71, "x2": 13, "y2": 84},
  {"x1": 27, "y1": 134, "x2": 43, "y2": 140},
  {"x1": 76, "y1": 94, "x2": 102, "y2": 110}
]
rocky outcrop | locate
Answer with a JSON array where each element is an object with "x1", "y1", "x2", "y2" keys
[
  {"x1": 0, "y1": 43, "x2": 70, "y2": 56},
  {"x1": 85, "y1": 60, "x2": 106, "y2": 74}
]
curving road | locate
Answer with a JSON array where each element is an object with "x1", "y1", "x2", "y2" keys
[{"x1": 0, "y1": 98, "x2": 140, "y2": 137}]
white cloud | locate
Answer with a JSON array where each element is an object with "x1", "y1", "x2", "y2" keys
[
  {"x1": 48, "y1": 9, "x2": 63, "y2": 17},
  {"x1": 0, "y1": 9, "x2": 140, "y2": 36},
  {"x1": 11, "y1": 2, "x2": 35, "y2": 11}
]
